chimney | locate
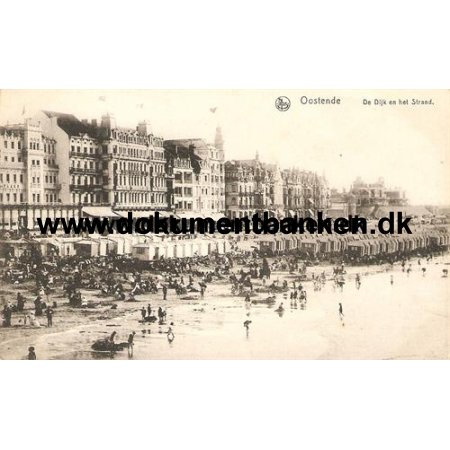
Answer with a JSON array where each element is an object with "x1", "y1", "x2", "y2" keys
[{"x1": 91, "y1": 119, "x2": 97, "y2": 127}]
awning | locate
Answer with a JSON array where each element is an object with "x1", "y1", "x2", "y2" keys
[
  {"x1": 209, "y1": 213, "x2": 225, "y2": 221},
  {"x1": 74, "y1": 239, "x2": 96, "y2": 246},
  {"x1": 177, "y1": 212, "x2": 205, "y2": 220},
  {"x1": 82, "y1": 207, "x2": 120, "y2": 218},
  {"x1": 348, "y1": 242, "x2": 364, "y2": 247},
  {"x1": 133, "y1": 243, "x2": 149, "y2": 248},
  {"x1": 115, "y1": 210, "x2": 171, "y2": 219}
]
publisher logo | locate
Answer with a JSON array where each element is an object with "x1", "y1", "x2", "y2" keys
[{"x1": 275, "y1": 96, "x2": 291, "y2": 112}]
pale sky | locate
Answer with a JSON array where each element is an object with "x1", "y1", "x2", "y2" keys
[{"x1": 0, "y1": 89, "x2": 448, "y2": 205}]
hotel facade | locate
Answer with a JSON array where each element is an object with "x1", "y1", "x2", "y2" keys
[{"x1": 0, "y1": 109, "x2": 408, "y2": 232}]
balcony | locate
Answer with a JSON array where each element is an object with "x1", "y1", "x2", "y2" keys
[{"x1": 69, "y1": 184, "x2": 103, "y2": 192}]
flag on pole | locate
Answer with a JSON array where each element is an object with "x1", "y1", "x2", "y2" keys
[
  {"x1": 209, "y1": 107, "x2": 217, "y2": 113},
  {"x1": 98, "y1": 96, "x2": 106, "y2": 102},
  {"x1": 137, "y1": 103, "x2": 144, "y2": 109},
  {"x1": 22, "y1": 105, "x2": 26, "y2": 116}
]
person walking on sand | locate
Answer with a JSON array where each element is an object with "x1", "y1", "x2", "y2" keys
[
  {"x1": 109, "y1": 331, "x2": 117, "y2": 344},
  {"x1": 243, "y1": 319, "x2": 252, "y2": 338},
  {"x1": 46, "y1": 306, "x2": 54, "y2": 327},
  {"x1": 162, "y1": 285, "x2": 168, "y2": 300},
  {"x1": 338, "y1": 303, "x2": 344, "y2": 320},
  {"x1": 167, "y1": 326, "x2": 175, "y2": 342},
  {"x1": 147, "y1": 304, "x2": 152, "y2": 317},
  {"x1": 128, "y1": 331, "x2": 136, "y2": 356},
  {"x1": 141, "y1": 307, "x2": 146, "y2": 321}
]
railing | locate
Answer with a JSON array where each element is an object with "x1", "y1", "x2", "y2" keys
[{"x1": 69, "y1": 184, "x2": 103, "y2": 191}]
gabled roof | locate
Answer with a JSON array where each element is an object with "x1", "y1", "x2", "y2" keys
[
  {"x1": 165, "y1": 138, "x2": 209, "y2": 151},
  {"x1": 163, "y1": 141, "x2": 202, "y2": 173},
  {"x1": 42, "y1": 110, "x2": 97, "y2": 138},
  {"x1": 42, "y1": 111, "x2": 78, "y2": 120}
]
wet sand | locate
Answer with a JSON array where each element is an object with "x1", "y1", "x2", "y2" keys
[{"x1": 0, "y1": 256, "x2": 448, "y2": 360}]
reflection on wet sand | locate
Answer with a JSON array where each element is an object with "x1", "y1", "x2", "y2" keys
[{"x1": 0, "y1": 253, "x2": 448, "y2": 360}]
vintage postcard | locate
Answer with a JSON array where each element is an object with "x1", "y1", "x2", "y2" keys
[{"x1": 0, "y1": 89, "x2": 448, "y2": 360}]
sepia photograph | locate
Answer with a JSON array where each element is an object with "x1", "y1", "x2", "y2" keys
[
  {"x1": 1, "y1": 3, "x2": 449, "y2": 450},
  {"x1": 0, "y1": 89, "x2": 448, "y2": 360}
]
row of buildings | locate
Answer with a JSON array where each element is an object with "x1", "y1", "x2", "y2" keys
[
  {"x1": 0, "y1": 110, "x2": 407, "y2": 230},
  {"x1": 224, "y1": 154, "x2": 329, "y2": 219}
]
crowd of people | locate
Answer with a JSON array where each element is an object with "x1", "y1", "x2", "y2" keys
[{"x1": 0, "y1": 237, "x2": 448, "y2": 359}]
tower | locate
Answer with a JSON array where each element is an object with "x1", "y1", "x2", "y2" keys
[
  {"x1": 214, "y1": 126, "x2": 224, "y2": 151},
  {"x1": 100, "y1": 113, "x2": 116, "y2": 131},
  {"x1": 137, "y1": 121, "x2": 152, "y2": 135}
]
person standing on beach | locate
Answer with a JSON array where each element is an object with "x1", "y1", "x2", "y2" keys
[
  {"x1": 141, "y1": 307, "x2": 146, "y2": 321},
  {"x1": 27, "y1": 346, "x2": 37, "y2": 360},
  {"x1": 17, "y1": 293, "x2": 25, "y2": 312},
  {"x1": 162, "y1": 285, "x2": 168, "y2": 300}
]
